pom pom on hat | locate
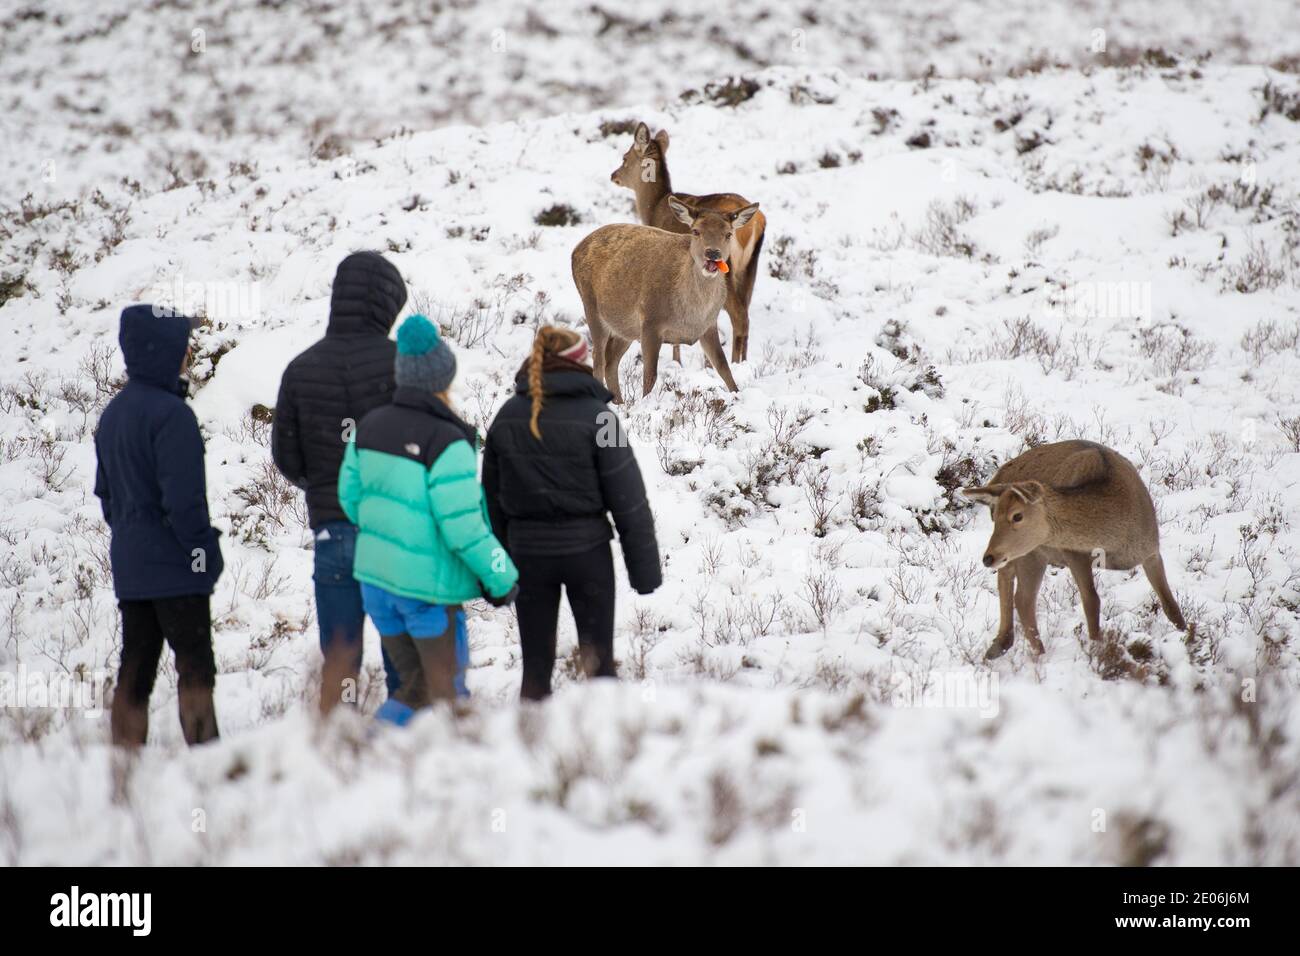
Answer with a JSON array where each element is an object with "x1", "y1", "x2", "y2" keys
[{"x1": 397, "y1": 313, "x2": 441, "y2": 355}]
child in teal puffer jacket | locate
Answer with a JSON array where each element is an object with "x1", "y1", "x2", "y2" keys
[{"x1": 339, "y1": 315, "x2": 517, "y2": 724}]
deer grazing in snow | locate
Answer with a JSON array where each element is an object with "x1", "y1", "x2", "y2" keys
[
  {"x1": 610, "y1": 122, "x2": 767, "y2": 364},
  {"x1": 962, "y1": 440, "x2": 1187, "y2": 660},
  {"x1": 572, "y1": 197, "x2": 760, "y2": 402}
]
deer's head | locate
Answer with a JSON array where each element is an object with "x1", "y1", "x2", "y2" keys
[
  {"x1": 611, "y1": 122, "x2": 668, "y2": 190},
  {"x1": 962, "y1": 481, "x2": 1051, "y2": 569},
  {"x1": 667, "y1": 196, "x2": 759, "y2": 279}
]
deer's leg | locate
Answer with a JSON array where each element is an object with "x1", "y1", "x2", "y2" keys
[
  {"x1": 639, "y1": 327, "x2": 663, "y2": 397},
  {"x1": 697, "y1": 325, "x2": 739, "y2": 392},
  {"x1": 672, "y1": 345, "x2": 682, "y2": 365},
  {"x1": 723, "y1": 275, "x2": 749, "y2": 364},
  {"x1": 589, "y1": 321, "x2": 609, "y2": 388},
  {"x1": 1064, "y1": 552, "x2": 1102, "y2": 641},
  {"x1": 984, "y1": 564, "x2": 1016, "y2": 660},
  {"x1": 1142, "y1": 552, "x2": 1187, "y2": 631},
  {"x1": 737, "y1": 222, "x2": 764, "y2": 362},
  {"x1": 1014, "y1": 553, "x2": 1048, "y2": 655},
  {"x1": 604, "y1": 336, "x2": 632, "y2": 404}
]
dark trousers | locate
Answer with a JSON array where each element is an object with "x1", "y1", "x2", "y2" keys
[
  {"x1": 515, "y1": 543, "x2": 616, "y2": 700},
  {"x1": 113, "y1": 595, "x2": 219, "y2": 746},
  {"x1": 314, "y1": 522, "x2": 399, "y2": 712}
]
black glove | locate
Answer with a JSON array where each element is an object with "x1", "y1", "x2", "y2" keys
[
  {"x1": 630, "y1": 569, "x2": 662, "y2": 596},
  {"x1": 484, "y1": 583, "x2": 519, "y2": 607}
]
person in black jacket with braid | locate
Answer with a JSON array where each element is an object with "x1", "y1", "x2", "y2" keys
[
  {"x1": 271, "y1": 251, "x2": 404, "y2": 711},
  {"x1": 483, "y1": 325, "x2": 661, "y2": 700}
]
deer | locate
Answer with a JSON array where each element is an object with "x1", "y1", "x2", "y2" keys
[
  {"x1": 961, "y1": 440, "x2": 1187, "y2": 660},
  {"x1": 572, "y1": 196, "x2": 760, "y2": 402},
  {"x1": 610, "y1": 122, "x2": 766, "y2": 365}
]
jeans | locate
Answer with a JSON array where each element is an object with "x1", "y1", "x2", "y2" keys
[
  {"x1": 313, "y1": 522, "x2": 399, "y2": 696},
  {"x1": 514, "y1": 543, "x2": 616, "y2": 700}
]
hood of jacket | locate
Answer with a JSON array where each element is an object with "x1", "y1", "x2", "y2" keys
[
  {"x1": 327, "y1": 251, "x2": 407, "y2": 336},
  {"x1": 118, "y1": 304, "x2": 194, "y2": 392}
]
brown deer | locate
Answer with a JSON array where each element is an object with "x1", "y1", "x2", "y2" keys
[
  {"x1": 962, "y1": 440, "x2": 1186, "y2": 660},
  {"x1": 610, "y1": 122, "x2": 766, "y2": 364},
  {"x1": 572, "y1": 196, "x2": 759, "y2": 402}
]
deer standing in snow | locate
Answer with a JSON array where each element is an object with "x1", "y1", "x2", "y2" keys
[
  {"x1": 572, "y1": 197, "x2": 759, "y2": 402},
  {"x1": 610, "y1": 122, "x2": 766, "y2": 364},
  {"x1": 962, "y1": 440, "x2": 1187, "y2": 660}
]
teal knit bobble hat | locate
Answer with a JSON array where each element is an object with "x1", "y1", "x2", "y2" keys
[{"x1": 395, "y1": 314, "x2": 457, "y2": 392}]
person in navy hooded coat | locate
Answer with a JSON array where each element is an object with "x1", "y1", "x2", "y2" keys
[{"x1": 94, "y1": 304, "x2": 224, "y2": 746}]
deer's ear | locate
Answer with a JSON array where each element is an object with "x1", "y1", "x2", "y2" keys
[
  {"x1": 961, "y1": 484, "x2": 1004, "y2": 507},
  {"x1": 730, "y1": 202, "x2": 760, "y2": 228},
  {"x1": 634, "y1": 122, "x2": 650, "y2": 152},
  {"x1": 1010, "y1": 480, "x2": 1046, "y2": 504},
  {"x1": 654, "y1": 129, "x2": 669, "y2": 153},
  {"x1": 667, "y1": 196, "x2": 695, "y2": 225}
]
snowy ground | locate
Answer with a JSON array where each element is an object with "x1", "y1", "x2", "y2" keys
[
  {"x1": 2, "y1": 4, "x2": 1300, "y2": 864},
  {"x1": 6, "y1": 0, "x2": 1300, "y2": 199}
]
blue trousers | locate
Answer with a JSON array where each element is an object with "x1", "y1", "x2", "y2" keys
[
  {"x1": 360, "y1": 583, "x2": 469, "y2": 725},
  {"x1": 313, "y1": 522, "x2": 399, "y2": 696}
]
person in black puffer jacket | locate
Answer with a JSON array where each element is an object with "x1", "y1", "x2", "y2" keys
[
  {"x1": 483, "y1": 325, "x2": 661, "y2": 700},
  {"x1": 271, "y1": 251, "x2": 405, "y2": 711}
]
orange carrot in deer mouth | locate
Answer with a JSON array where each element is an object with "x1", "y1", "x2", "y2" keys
[{"x1": 716, "y1": 260, "x2": 729, "y2": 274}]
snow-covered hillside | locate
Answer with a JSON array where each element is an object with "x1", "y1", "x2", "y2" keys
[
  {"x1": 2, "y1": 12, "x2": 1300, "y2": 863},
  {"x1": 6, "y1": 0, "x2": 1300, "y2": 201}
]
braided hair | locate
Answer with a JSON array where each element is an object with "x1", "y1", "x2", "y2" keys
[{"x1": 528, "y1": 325, "x2": 585, "y2": 440}]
